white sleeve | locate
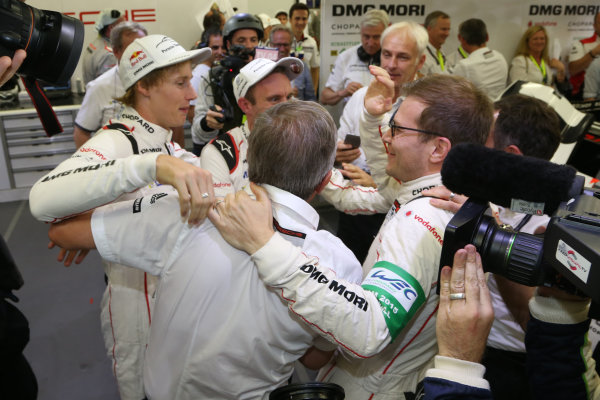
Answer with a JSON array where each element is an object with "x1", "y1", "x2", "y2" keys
[
  {"x1": 324, "y1": 52, "x2": 346, "y2": 91},
  {"x1": 358, "y1": 103, "x2": 401, "y2": 199},
  {"x1": 191, "y1": 75, "x2": 219, "y2": 144},
  {"x1": 250, "y1": 233, "x2": 392, "y2": 358},
  {"x1": 509, "y1": 56, "x2": 528, "y2": 84},
  {"x1": 425, "y1": 356, "x2": 490, "y2": 390},
  {"x1": 29, "y1": 131, "x2": 159, "y2": 222},
  {"x1": 199, "y1": 142, "x2": 236, "y2": 198},
  {"x1": 310, "y1": 38, "x2": 320, "y2": 68},
  {"x1": 569, "y1": 40, "x2": 586, "y2": 63},
  {"x1": 91, "y1": 193, "x2": 185, "y2": 276},
  {"x1": 584, "y1": 60, "x2": 600, "y2": 99},
  {"x1": 319, "y1": 168, "x2": 391, "y2": 214},
  {"x1": 74, "y1": 82, "x2": 104, "y2": 132}
]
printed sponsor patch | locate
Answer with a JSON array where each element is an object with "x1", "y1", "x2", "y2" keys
[{"x1": 362, "y1": 261, "x2": 425, "y2": 340}]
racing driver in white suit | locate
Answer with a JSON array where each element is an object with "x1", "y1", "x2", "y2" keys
[
  {"x1": 29, "y1": 35, "x2": 214, "y2": 400},
  {"x1": 210, "y1": 72, "x2": 494, "y2": 399}
]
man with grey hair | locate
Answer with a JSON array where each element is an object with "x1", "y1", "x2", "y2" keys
[
  {"x1": 47, "y1": 101, "x2": 363, "y2": 398},
  {"x1": 73, "y1": 21, "x2": 147, "y2": 147},
  {"x1": 324, "y1": 20, "x2": 428, "y2": 263},
  {"x1": 320, "y1": 9, "x2": 389, "y2": 106},
  {"x1": 269, "y1": 24, "x2": 316, "y2": 101},
  {"x1": 422, "y1": 10, "x2": 451, "y2": 75},
  {"x1": 200, "y1": 57, "x2": 302, "y2": 198}
]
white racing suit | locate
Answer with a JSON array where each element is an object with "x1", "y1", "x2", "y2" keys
[
  {"x1": 320, "y1": 98, "x2": 402, "y2": 215},
  {"x1": 29, "y1": 107, "x2": 198, "y2": 400},
  {"x1": 249, "y1": 172, "x2": 453, "y2": 399},
  {"x1": 200, "y1": 122, "x2": 250, "y2": 197}
]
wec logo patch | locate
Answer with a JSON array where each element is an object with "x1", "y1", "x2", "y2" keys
[{"x1": 362, "y1": 261, "x2": 425, "y2": 340}]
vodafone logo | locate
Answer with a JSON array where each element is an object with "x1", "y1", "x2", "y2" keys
[
  {"x1": 405, "y1": 211, "x2": 411, "y2": 217},
  {"x1": 130, "y1": 50, "x2": 147, "y2": 67}
]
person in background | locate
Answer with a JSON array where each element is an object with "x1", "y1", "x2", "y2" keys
[
  {"x1": 275, "y1": 11, "x2": 288, "y2": 25},
  {"x1": 583, "y1": 57, "x2": 600, "y2": 100},
  {"x1": 269, "y1": 25, "x2": 315, "y2": 101},
  {"x1": 422, "y1": 11, "x2": 451, "y2": 75},
  {"x1": 320, "y1": 9, "x2": 389, "y2": 106},
  {"x1": 567, "y1": 12, "x2": 600, "y2": 99},
  {"x1": 81, "y1": 8, "x2": 125, "y2": 85},
  {"x1": 191, "y1": 13, "x2": 263, "y2": 155},
  {"x1": 73, "y1": 22, "x2": 147, "y2": 148},
  {"x1": 187, "y1": 27, "x2": 225, "y2": 131},
  {"x1": 508, "y1": 25, "x2": 566, "y2": 88},
  {"x1": 289, "y1": 3, "x2": 320, "y2": 94},
  {"x1": 450, "y1": 18, "x2": 508, "y2": 100}
]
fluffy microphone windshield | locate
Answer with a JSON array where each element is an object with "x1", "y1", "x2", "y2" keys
[{"x1": 441, "y1": 143, "x2": 577, "y2": 213}]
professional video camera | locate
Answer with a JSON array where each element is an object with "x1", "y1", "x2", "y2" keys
[
  {"x1": 209, "y1": 44, "x2": 255, "y2": 132},
  {"x1": 438, "y1": 144, "x2": 600, "y2": 313},
  {"x1": 0, "y1": 0, "x2": 84, "y2": 135}
]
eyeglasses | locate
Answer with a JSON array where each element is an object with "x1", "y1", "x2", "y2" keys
[{"x1": 387, "y1": 107, "x2": 443, "y2": 139}]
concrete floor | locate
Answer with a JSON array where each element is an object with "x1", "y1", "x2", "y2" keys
[{"x1": 2, "y1": 199, "x2": 119, "y2": 400}]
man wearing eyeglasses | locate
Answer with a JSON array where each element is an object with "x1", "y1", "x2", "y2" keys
[
  {"x1": 208, "y1": 72, "x2": 494, "y2": 398},
  {"x1": 269, "y1": 24, "x2": 315, "y2": 101}
]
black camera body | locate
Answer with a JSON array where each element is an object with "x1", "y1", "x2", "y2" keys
[
  {"x1": 0, "y1": 0, "x2": 84, "y2": 84},
  {"x1": 208, "y1": 45, "x2": 254, "y2": 132},
  {"x1": 439, "y1": 190, "x2": 600, "y2": 304}
]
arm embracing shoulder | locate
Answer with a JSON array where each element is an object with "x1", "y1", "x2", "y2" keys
[{"x1": 29, "y1": 132, "x2": 160, "y2": 222}]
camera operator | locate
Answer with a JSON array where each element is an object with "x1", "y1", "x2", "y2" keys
[
  {"x1": 423, "y1": 94, "x2": 561, "y2": 400},
  {"x1": 422, "y1": 246, "x2": 600, "y2": 400},
  {"x1": 191, "y1": 13, "x2": 263, "y2": 155},
  {"x1": 0, "y1": 49, "x2": 25, "y2": 86}
]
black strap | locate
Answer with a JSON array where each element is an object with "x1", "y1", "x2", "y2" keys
[
  {"x1": 21, "y1": 76, "x2": 63, "y2": 137},
  {"x1": 208, "y1": 132, "x2": 238, "y2": 173},
  {"x1": 514, "y1": 214, "x2": 533, "y2": 232},
  {"x1": 104, "y1": 123, "x2": 139, "y2": 154}
]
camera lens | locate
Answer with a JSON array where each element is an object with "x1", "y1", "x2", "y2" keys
[
  {"x1": 473, "y1": 217, "x2": 545, "y2": 285},
  {"x1": 0, "y1": 0, "x2": 84, "y2": 84}
]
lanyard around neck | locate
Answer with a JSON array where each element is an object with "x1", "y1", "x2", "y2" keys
[
  {"x1": 458, "y1": 46, "x2": 468, "y2": 59},
  {"x1": 529, "y1": 55, "x2": 547, "y2": 84}
]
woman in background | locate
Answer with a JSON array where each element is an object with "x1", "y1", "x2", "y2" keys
[{"x1": 509, "y1": 25, "x2": 566, "y2": 88}]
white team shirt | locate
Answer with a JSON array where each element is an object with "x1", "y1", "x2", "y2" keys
[
  {"x1": 91, "y1": 184, "x2": 363, "y2": 399},
  {"x1": 292, "y1": 35, "x2": 320, "y2": 69},
  {"x1": 450, "y1": 47, "x2": 508, "y2": 100},
  {"x1": 75, "y1": 66, "x2": 124, "y2": 132},
  {"x1": 324, "y1": 44, "x2": 373, "y2": 95},
  {"x1": 422, "y1": 43, "x2": 447, "y2": 75}
]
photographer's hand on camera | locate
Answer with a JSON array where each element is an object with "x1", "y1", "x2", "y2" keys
[
  {"x1": 0, "y1": 49, "x2": 26, "y2": 86},
  {"x1": 437, "y1": 245, "x2": 494, "y2": 363},
  {"x1": 340, "y1": 163, "x2": 376, "y2": 188},
  {"x1": 205, "y1": 105, "x2": 225, "y2": 130}
]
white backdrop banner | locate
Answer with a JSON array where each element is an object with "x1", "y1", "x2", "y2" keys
[{"x1": 319, "y1": 0, "x2": 600, "y2": 94}]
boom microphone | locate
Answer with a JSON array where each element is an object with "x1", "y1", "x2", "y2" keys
[{"x1": 441, "y1": 143, "x2": 584, "y2": 215}]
